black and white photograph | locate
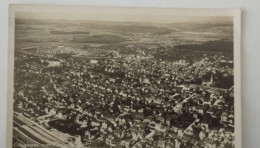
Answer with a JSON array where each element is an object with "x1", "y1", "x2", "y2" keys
[{"x1": 7, "y1": 5, "x2": 241, "y2": 148}]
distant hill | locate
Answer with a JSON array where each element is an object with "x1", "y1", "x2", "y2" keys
[
  {"x1": 71, "y1": 34, "x2": 126, "y2": 44},
  {"x1": 175, "y1": 39, "x2": 233, "y2": 53},
  {"x1": 50, "y1": 31, "x2": 90, "y2": 35},
  {"x1": 170, "y1": 22, "x2": 233, "y2": 34},
  {"x1": 107, "y1": 24, "x2": 177, "y2": 35},
  {"x1": 154, "y1": 39, "x2": 233, "y2": 62}
]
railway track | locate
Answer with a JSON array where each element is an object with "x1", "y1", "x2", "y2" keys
[{"x1": 13, "y1": 112, "x2": 72, "y2": 147}]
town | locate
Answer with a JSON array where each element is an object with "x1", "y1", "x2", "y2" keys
[{"x1": 13, "y1": 44, "x2": 234, "y2": 148}]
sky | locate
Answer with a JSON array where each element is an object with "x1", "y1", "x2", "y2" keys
[{"x1": 14, "y1": 5, "x2": 233, "y2": 24}]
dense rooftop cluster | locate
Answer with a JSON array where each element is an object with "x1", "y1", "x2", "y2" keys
[{"x1": 14, "y1": 48, "x2": 234, "y2": 148}]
